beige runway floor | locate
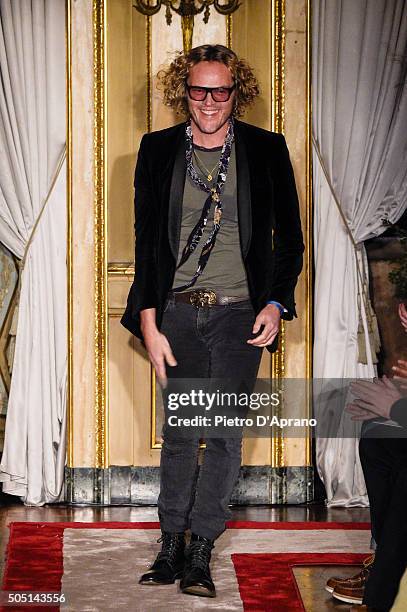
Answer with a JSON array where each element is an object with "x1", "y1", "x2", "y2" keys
[{"x1": 0, "y1": 495, "x2": 371, "y2": 611}]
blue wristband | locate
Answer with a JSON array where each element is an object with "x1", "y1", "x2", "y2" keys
[{"x1": 267, "y1": 300, "x2": 286, "y2": 315}]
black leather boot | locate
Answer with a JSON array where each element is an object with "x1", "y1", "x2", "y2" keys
[
  {"x1": 180, "y1": 533, "x2": 216, "y2": 598},
  {"x1": 139, "y1": 531, "x2": 185, "y2": 585}
]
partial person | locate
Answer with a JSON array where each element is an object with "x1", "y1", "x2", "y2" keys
[
  {"x1": 325, "y1": 304, "x2": 407, "y2": 610},
  {"x1": 344, "y1": 376, "x2": 407, "y2": 612}
]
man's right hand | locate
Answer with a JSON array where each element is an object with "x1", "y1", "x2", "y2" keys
[{"x1": 140, "y1": 308, "x2": 177, "y2": 388}]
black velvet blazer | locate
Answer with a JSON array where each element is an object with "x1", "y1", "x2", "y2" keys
[{"x1": 121, "y1": 119, "x2": 304, "y2": 353}]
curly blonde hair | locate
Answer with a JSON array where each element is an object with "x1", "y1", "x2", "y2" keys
[{"x1": 157, "y1": 44, "x2": 260, "y2": 118}]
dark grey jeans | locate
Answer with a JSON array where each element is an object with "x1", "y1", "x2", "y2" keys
[{"x1": 157, "y1": 295, "x2": 263, "y2": 541}]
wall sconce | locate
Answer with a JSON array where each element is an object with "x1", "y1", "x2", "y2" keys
[{"x1": 133, "y1": 0, "x2": 240, "y2": 53}]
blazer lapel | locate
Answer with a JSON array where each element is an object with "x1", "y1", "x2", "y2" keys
[
  {"x1": 167, "y1": 126, "x2": 186, "y2": 261},
  {"x1": 235, "y1": 121, "x2": 252, "y2": 259},
  {"x1": 166, "y1": 120, "x2": 251, "y2": 262}
]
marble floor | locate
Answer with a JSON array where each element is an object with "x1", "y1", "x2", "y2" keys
[{"x1": 0, "y1": 493, "x2": 370, "y2": 611}]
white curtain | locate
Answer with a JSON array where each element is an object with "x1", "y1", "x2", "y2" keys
[
  {"x1": 313, "y1": 0, "x2": 407, "y2": 505},
  {"x1": 0, "y1": 0, "x2": 67, "y2": 505}
]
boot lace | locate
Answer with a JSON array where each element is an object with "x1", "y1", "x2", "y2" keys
[
  {"x1": 156, "y1": 533, "x2": 183, "y2": 566},
  {"x1": 188, "y1": 540, "x2": 213, "y2": 571},
  {"x1": 363, "y1": 553, "x2": 375, "y2": 568}
]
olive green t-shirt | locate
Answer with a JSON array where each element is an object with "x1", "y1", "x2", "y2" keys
[{"x1": 171, "y1": 143, "x2": 249, "y2": 296}]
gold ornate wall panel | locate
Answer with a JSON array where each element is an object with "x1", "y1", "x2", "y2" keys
[
  {"x1": 66, "y1": 0, "x2": 72, "y2": 467},
  {"x1": 68, "y1": 0, "x2": 98, "y2": 468},
  {"x1": 107, "y1": 1, "x2": 147, "y2": 264},
  {"x1": 231, "y1": 1, "x2": 274, "y2": 468},
  {"x1": 280, "y1": 0, "x2": 312, "y2": 467},
  {"x1": 93, "y1": 0, "x2": 108, "y2": 469},
  {"x1": 67, "y1": 0, "x2": 312, "y2": 480},
  {"x1": 232, "y1": 0, "x2": 312, "y2": 468}
]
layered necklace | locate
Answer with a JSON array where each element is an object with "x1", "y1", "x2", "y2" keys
[
  {"x1": 193, "y1": 148, "x2": 219, "y2": 183},
  {"x1": 171, "y1": 118, "x2": 234, "y2": 292}
]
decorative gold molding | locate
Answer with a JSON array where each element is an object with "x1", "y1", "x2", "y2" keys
[
  {"x1": 271, "y1": 0, "x2": 286, "y2": 469},
  {"x1": 270, "y1": 0, "x2": 313, "y2": 469},
  {"x1": 146, "y1": 15, "x2": 152, "y2": 134},
  {"x1": 93, "y1": 0, "x2": 108, "y2": 469},
  {"x1": 145, "y1": 14, "x2": 157, "y2": 448},
  {"x1": 66, "y1": 0, "x2": 73, "y2": 468},
  {"x1": 305, "y1": 0, "x2": 313, "y2": 466},
  {"x1": 226, "y1": 14, "x2": 232, "y2": 48},
  {"x1": 271, "y1": 0, "x2": 285, "y2": 134},
  {"x1": 151, "y1": 371, "x2": 160, "y2": 449},
  {"x1": 107, "y1": 263, "x2": 134, "y2": 276}
]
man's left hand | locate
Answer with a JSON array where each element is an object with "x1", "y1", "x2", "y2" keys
[
  {"x1": 392, "y1": 359, "x2": 407, "y2": 380},
  {"x1": 247, "y1": 304, "x2": 280, "y2": 347},
  {"x1": 399, "y1": 303, "x2": 407, "y2": 332}
]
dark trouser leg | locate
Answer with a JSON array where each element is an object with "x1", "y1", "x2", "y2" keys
[
  {"x1": 359, "y1": 437, "x2": 394, "y2": 546},
  {"x1": 359, "y1": 431, "x2": 407, "y2": 609},
  {"x1": 157, "y1": 300, "x2": 210, "y2": 534},
  {"x1": 363, "y1": 464, "x2": 407, "y2": 610},
  {"x1": 359, "y1": 436, "x2": 407, "y2": 546},
  {"x1": 158, "y1": 434, "x2": 201, "y2": 534},
  {"x1": 190, "y1": 302, "x2": 263, "y2": 540},
  {"x1": 190, "y1": 436, "x2": 243, "y2": 540},
  {"x1": 157, "y1": 299, "x2": 262, "y2": 539}
]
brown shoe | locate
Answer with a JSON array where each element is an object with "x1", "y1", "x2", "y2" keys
[
  {"x1": 325, "y1": 554, "x2": 374, "y2": 594},
  {"x1": 332, "y1": 583, "x2": 364, "y2": 605}
]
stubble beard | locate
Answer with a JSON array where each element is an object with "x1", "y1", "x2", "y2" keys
[{"x1": 190, "y1": 110, "x2": 232, "y2": 137}]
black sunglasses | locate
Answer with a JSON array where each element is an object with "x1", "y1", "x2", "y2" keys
[{"x1": 186, "y1": 84, "x2": 236, "y2": 102}]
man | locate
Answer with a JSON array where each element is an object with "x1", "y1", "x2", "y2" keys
[{"x1": 121, "y1": 44, "x2": 304, "y2": 598}]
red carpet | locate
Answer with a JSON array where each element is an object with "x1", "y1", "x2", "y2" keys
[
  {"x1": 233, "y1": 552, "x2": 367, "y2": 611},
  {"x1": 1, "y1": 521, "x2": 370, "y2": 611}
]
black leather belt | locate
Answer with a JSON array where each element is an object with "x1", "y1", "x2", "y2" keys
[{"x1": 169, "y1": 289, "x2": 251, "y2": 308}]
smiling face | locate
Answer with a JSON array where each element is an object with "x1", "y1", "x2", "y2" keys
[{"x1": 186, "y1": 61, "x2": 235, "y2": 146}]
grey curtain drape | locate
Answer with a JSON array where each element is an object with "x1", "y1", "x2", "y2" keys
[
  {"x1": 313, "y1": 0, "x2": 407, "y2": 506},
  {"x1": 0, "y1": 0, "x2": 67, "y2": 505}
]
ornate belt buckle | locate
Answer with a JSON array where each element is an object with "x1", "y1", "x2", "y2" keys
[{"x1": 189, "y1": 290, "x2": 217, "y2": 308}]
